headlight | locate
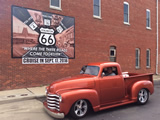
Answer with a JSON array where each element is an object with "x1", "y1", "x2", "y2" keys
[{"x1": 59, "y1": 95, "x2": 62, "y2": 102}]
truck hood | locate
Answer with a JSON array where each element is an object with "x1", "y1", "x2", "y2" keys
[{"x1": 48, "y1": 74, "x2": 96, "y2": 94}]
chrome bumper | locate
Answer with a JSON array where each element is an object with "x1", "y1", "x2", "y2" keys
[{"x1": 43, "y1": 105, "x2": 64, "y2": 119}]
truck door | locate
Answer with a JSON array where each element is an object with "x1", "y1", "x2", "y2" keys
[{"x1": 99, "y1": 67, "x2": 125, "y2": 105}]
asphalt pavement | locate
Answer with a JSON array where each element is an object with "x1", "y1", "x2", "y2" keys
[{"x1": 0, "y1": 85, "x2": 160, "y2": 120}]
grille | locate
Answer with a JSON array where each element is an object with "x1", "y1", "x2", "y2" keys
[{"x1": 47, "y1": 94, "x2": 60, "y2": 111}]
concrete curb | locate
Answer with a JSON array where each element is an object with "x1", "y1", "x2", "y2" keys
[
  {"x1": 154, "y1": 80, "x2": 160, "y2": 85},
  {"x1": 0, "y1": 94, "x2": 46, "y2": 104},
  {"x1": 0, "y1": 95, "x2": 35, "y2": 104},
  {"x1": 0, "y1": 86, "x2": 46, "y2": 105}
]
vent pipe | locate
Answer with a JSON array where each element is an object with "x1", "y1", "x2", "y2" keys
[{"x1": 156, "y1": 0, "x2": 159, "y2": 74}]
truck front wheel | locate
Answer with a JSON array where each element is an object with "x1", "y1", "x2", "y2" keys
[
  {"x1": 137, "y1": 88, "x2": 149, "y2": 105},
  {"x1": 70, "y1": 99, "x2": 88, "y2": 119}
]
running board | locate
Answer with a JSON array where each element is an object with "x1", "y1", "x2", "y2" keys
[{"x1": 99, "y1": 100, "x2": 135, "y2": 111}]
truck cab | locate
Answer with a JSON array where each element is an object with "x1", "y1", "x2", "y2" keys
[{"x1": 43, "y1": 62, "x2": 154, "y2": 119}]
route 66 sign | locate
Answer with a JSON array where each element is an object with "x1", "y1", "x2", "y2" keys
[{"x1": 39, "y1": 27, "x2": 56, "y2": 46}]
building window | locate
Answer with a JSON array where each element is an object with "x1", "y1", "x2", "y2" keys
[
  {"x1": 50, "y1": 0, "x2": 61, "y2": 10},
  {"x1": 93, "y1": 0, "x2": 101, "y2": 19},
  {"x1": 110, "y1": 46, "x2": 116, "y2": 62},
  {"x1": 146, "y1": 49, "x2": 151, "y2": 68},
  {"x1": 146, "y1": 9, "x2": 151, "y2": 29},
  {"x1": 124, "y1": 2, "x2": 129, "y2": 25},
  {"x1": 136, "y1": 48, "x2": 140, "y2": 68}
]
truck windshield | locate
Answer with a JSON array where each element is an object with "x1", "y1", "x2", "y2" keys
[{"x1": 80, "y1": 66, "x2": 100, "y2": 76}]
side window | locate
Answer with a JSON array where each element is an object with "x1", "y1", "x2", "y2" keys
[
  {"x1": 146, "y1": 49, "x2": 151, "y2": 68},
  {"x1": 135, "y1": 48, "x2": 140, "y2": 68},
  {"x1": 50, "y1": 0, "x2": 61, "y2": 10},
  {"x1": 110, "y1": 46, "x2": 116, "y2": 62},
  {"x1": 93, "y1": 0, "x2": 101, "y2": 18},
  {"x1": 146, "y1": 9, "x2": 151, "y2": 29},
  {"x1": 124, "y1": 2, "x2": 129, "y2": 25},
  {"x1": 102, "y1": 67, "x2": 118, "y2": 77}
]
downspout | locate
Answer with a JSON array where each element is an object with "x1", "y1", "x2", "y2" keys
[{"x1": 156, "y1": 0, "x2": 159, "y2": 74}]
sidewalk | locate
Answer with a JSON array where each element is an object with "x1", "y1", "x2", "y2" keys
[
  {"x1": 0, "y1": 86, "x2": 46, "y2": 104},
  {"x1": 153, "y1": 74, "x2": 160, "y2": 85},
  {"x1": 0, "y1": 75, "x2": 160, "y2": 104}
]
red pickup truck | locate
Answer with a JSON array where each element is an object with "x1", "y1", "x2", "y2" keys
[{"x1": 43, "y1": 62, "x2": 154, "y2": 119}]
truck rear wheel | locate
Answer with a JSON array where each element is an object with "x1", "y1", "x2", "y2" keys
[
  {"x1": 70, "y1": 99, "x2": 88, "y2": 119},
  {"x1": 137, "y1": 89, "x2": 149, "y2": 105}
]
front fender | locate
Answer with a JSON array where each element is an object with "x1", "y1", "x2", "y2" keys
[
  {"x1": 58, "y1": 89, "x2": 100, "y2": 115},
  {"x1": 131, "y1": 80, "x2": 154, "y2": 101}
]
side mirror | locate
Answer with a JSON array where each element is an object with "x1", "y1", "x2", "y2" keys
[
  {"x1": 80, "y1": 70, "x2": 84, "y2": 74},
  {"x1": 80, "y1": 65, "x2": 87, "y2": 74},
  {"x1": 101, "y1": 72, "x2": 105, "y2": 77}
]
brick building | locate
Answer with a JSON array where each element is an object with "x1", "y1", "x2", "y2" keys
[{"x1": 0, "y1": 0, "x2": 160, "y2": 90}]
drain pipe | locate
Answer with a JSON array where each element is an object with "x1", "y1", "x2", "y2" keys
[{"x1": 156, "y1": 0, "x2": 159, "y2": 74}]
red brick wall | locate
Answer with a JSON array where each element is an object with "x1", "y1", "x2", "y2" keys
[{"x1": 0, "y1": 0, "x2": 158, "y2": 90}]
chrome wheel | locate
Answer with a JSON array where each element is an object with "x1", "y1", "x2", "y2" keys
[
  {"x1": 138, "y1": 89, "x2": 149, "y2": 104},
  {"x1": 70, "y1": 99, "x2": 88, "y2": 118},
  {"x1": 74, "y1": 100, "x2": 88, "y2": 117}
]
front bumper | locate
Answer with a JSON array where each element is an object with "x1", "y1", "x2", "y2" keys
[{"x1": 43, "y1": 103, "x2": 64, "y2": 119}]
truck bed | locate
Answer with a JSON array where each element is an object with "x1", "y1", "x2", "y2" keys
[
  {"x1": 124, "y1": 73, "x2": 153, "y2": 82},
  {"x1": 123, "y1": 73, "x2": 153, "y2": 97}
]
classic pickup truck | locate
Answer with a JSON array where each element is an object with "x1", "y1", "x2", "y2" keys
[{"x1": 43, "y1": 62, "x2": 154, "y2": 119}]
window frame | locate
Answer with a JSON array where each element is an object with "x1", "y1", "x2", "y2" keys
[
  {"x1": 146, "y1": 9, "x2": 151, "y2": 29},
  {"x1": 135, "y1": 48, "x2": 140, "y2": 69},
  {"x1": 50, "y1": 0, "x2": 62, "y2": 11},
  {"x1": 110, "y1": 47, "x2": 116, "y2": 57},
  {"x1": 123, "y1": 2, "x2": 130, "y2": 25},
  {"x1": 93, "y1": 0, "x2": 101, "y2": 19},
  {"x1": 146, "y1": 49, "x2": 151, "y2": 68},
  {"x1": 109, "y1": 46, "x2": 116, "y2": 62}
]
